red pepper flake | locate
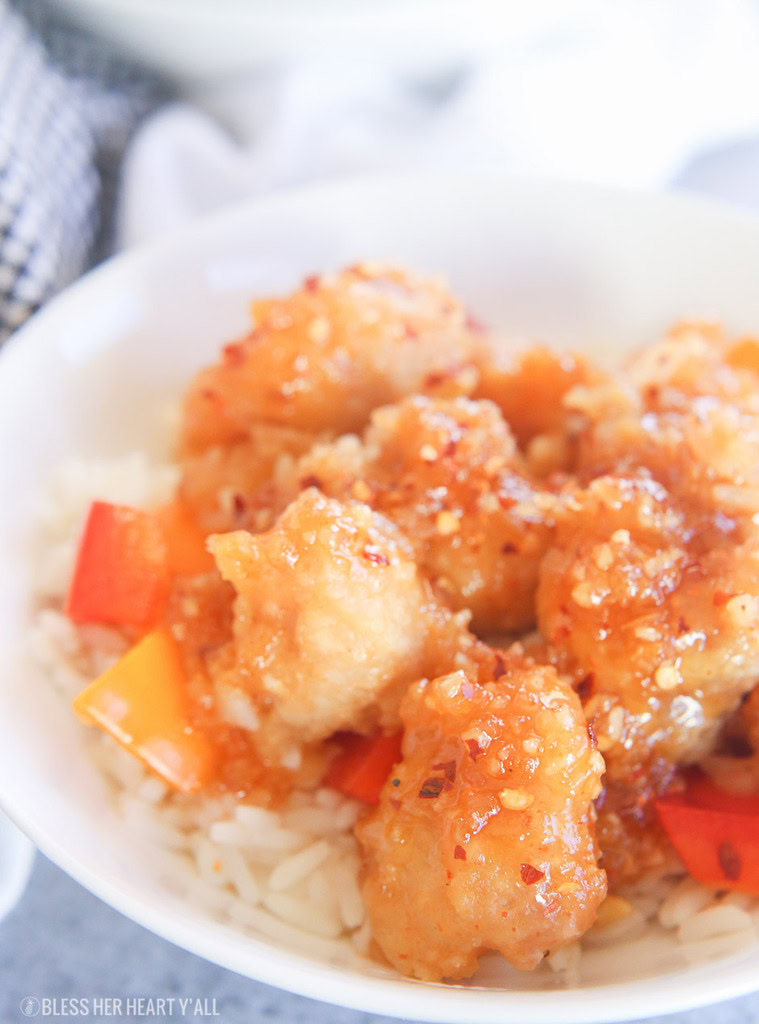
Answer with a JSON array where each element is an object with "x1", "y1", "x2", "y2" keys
[
  {"x1": 453, "y1": 844, "x2": 466, "y2": 861},
  {"x1": 718, "y1": 840, "x2": 742, "y2": 881},
  {"x1": 404, "y1": 324, "x2": 419, "y2": 340},
  {"x1": 299, "y1": 474, "x2": 323, "y2": 490},
  {"x1": 223, "y1": 342, "x2": 245, "y2": 367},
  {"x1": 493, "y1": 654, "x2": 507, "y2": 680},
  {"x1": 678, "y1": 616, "x2": 689, "y2": 634},
  {"x1": 501, "y1": 542, "x2": 517, "y2": 554},
  {"x1": 461, "y1": 680, "x2": 476, "y2": 699},
  {"x1": 432, "y1": 760, "x2": 457, "y2": 784},
  {"x1": 418, "y1": 777, "x2": 445, "y2": 799},
  {"x1": 424, "y1": 371, "x2": 446, "y2": 389},
  {"x1": 200, "y1": 388, "x2": 221, "y2": 405},
  {"x1": 443, "y1": 439, "x2": 458, "y2": 458},
  {"x1": 465, "y1": 312, "x2": 485, "y2": 333},
  {"x1": 465, "y1": 738, "x2": 482, "y2": 760},
  {"x1": 303, "y1": 274, "x2": 320, "y2": 291},
  {"x1": 363, "y1": 545, "x2": 390, "y2": 566},
  {"x1": 713, "y1": 590, "x2": 733, "y2": 607},
  {"x1": 232, "y1": 493, "x2": 247, "y2": 521},
  {"x1": 520, "y1": 863, "x2": 545, "y2": 885},
  {"x1": 576, "y1": 673, "x2": 595, "y2": 701},
  {"x1": 390, "y1": 796, "x2": 401, "y2": 810}
]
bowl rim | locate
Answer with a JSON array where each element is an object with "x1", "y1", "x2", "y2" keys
[{"x1": 3, "y1": 170, "x2": 759, "y2": 1023}]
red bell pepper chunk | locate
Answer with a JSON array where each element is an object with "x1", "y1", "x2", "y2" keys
[
  {"x1": 656, "y1": 772, "x2": 759, "y2": 894},
  {"x1": 65, "y1": 501, "x2": 170, "y2": 629},
  {"x1": 324, "y1": 731, "x2": 403, "y2": 804}
]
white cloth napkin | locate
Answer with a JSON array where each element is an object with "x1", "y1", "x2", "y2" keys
[{"x1": 119, "y1": 0, "x2": 759, "y2": 249}]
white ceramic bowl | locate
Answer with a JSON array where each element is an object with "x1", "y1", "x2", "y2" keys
[{"x1": 2, "y1": 173, "x2": 759, "y2": 1023}]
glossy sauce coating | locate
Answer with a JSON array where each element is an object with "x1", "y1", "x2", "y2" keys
[
  {"x1": 164, "y1": 572, "x2": 298, "y2": 800},
  {"x1": 179, "y1": 425, "x2": 316, "y2": 534},
  {"x1": 269, "y1": 396, "x2": 555, "y2": 631},
  {"x1": 207, "y1": 489, "x2": 472, "y2": 763},
  {"x1": 181, "y1": 264, "x2": 481, "y2": 455},
  {"x1": 170, "y1": 276, "x2": 759, "y2": 970},
  {"x1": 357, "y1": 648, "x2": 606, "y2": 980},
  {"x1": 474, "y1": 344, "x2": 606, "y2": 476},
  {"x1": 537, "y1": 474, "x2": 759, "y2": 785}
]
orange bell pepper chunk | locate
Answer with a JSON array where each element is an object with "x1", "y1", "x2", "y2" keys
[
  {"x1": 155, "y1": 499, "x2": 214, "y2": 576},
  {"x1": 656, "y1": 772, "x2": 759, "y2": 894},
  {"x1": 73, "y1": 628, "x2": 216, "y2": 792},
  {"x1": 66, "y1": 501, "x2": 170, "y2": 629},
  {"x1": 324, "y1": 731, "x2": 403, "y2": 804}
]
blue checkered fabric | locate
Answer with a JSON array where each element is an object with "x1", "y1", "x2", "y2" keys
[{"x1": 0, "y1": 1, "x2": 164, "y2": 341}]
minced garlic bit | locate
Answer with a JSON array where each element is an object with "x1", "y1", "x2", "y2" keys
[
  {"x1": 725, "y1": 593, "x2": 759, "y2": 627},
  {"x1": 594, "y1": 895, "x2": 633, "y2": 930},
  {"x1": 483, "y1": 455, "x2": 505, "y2": 476},
  {"x1": 634, "y1": 625, "x2": 661, "y2": 642},
  {"x1": 654, "y1": 662, "x2": 682, "y2": 691},
  {"x1": 557, "y1": 881, "x2": 581, "y2": 895},
  {"x1": 595, "y1": 705, "x2": 625, "y2": 752},
  {"x1": 592, "y1": 543, "x2": 614, "y2": 571},
  {"x1": 454, "y1": 365, "x2": 479, "y2": 392},
  {"x1": 571, "y1": 581, "x2": 596, "y2": 608},
  {"x1": 499, "y1": 787, "x2": 534, "y2": 810},
  {"x1": 351, "y1": 479, "x2": 372, "y2": 502},
  {"x1": 420, "y1": 443, "x2": 438, "y2": 462},
  {"x1": 611, "y1": 529, "x2": 631, "y2": 545},
  {"x1": 306, "y1": 316, "x2": 331, "y2": 343},
  {"x1": 436, "y1": 510, "x2": 460, "y2": 535}
]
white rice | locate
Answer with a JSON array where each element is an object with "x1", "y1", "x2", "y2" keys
[{"x1": 27, "y1": 451, "x2": 759, "y2": 987}]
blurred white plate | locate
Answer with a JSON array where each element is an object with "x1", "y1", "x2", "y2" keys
[
  {"x1": 55, "y1": 0, "x2": 598, "y2": 84},
  {"x1": 2, "y1": 173, "x2": 759, "y2": 1022},
  {"x1": 0, "y1": 812, "x2": 34, "y2": 924}
]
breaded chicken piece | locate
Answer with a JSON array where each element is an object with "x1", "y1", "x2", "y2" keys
[
  {"x1": 627, "y1": 321, "x2": 759, "y2": 413},
  {"x1": 207, "y1": 490, "x2": 471, "y2": 764},
  {"x1": 537, "y1": 474, "x2": 759, "y2": 787},
  {"x1": 576, "y1": 323, "x2": 759, "y2": 526},
  {"x1": 181, "y1": 264, "x2": 482, "y2": 455},
  {"x1": 356, "y1": 647, "x2": 606, "y2": 981},
  {"x1": 179, "y1": 425, "x2": 316, "y2": 534},
  {"x1": 259, "y1": 396, "x2": 555, "y2": 632},
  {"x1": 474, "y1": 344, "x2": 606, "y2": 476}
]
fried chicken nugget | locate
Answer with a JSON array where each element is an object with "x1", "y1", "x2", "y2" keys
[
  {"x1": 474, "y1": 343, "x2": 607, "y2": 476},
  {"x1": 265, "y1": 396, "x2": 555, "y2": 632},
  {"x1": 179, "y1": 425, "x2": 316, "y2": 534},
  {"x1": 537, "y1": 474, "x2": 759, "y2": 787},
  {"x1": 357, "y1": 647, "x2": 606, "y2": 981},
  {"x1": 576, "y1": 323, "x2": 759, "y2": 526},
  {"x1": 181, "y1": 264, "x2": 481, "y2": 455},
  {"x1": 207, "y1": 489, "x2": 471, "y2": 764}
]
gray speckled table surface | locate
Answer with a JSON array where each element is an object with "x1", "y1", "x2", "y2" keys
[{"x1": 6, "y1": 34, "x2": 759, "y2": 1024}]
